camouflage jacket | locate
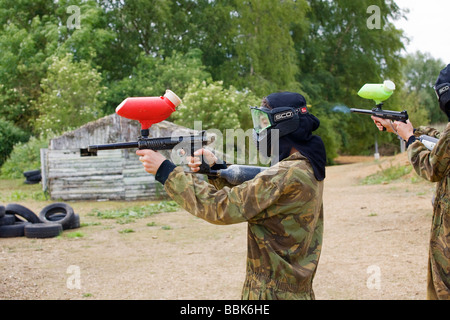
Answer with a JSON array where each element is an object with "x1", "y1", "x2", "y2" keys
[
  {"x1": 164, "y1": 153, "x2": 324, "y2": 300},
  {"x1": 410, "y1": 123, "x2": 450, "y2": 300}
]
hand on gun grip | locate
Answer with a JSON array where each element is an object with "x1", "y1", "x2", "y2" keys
[
  {"x1": 371, "y1": 116, "x2": 396, "y2": 133},
  {"x1": 188, "y1": 149, "x2": 218, "y2": 173},
  {"x1": 392, "y1": 120, "x2": 414, "y2": 141}
]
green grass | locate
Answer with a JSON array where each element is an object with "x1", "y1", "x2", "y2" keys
[
  {"x1": 0, "y1": 178, "x2": 48, "y2": 202},
  {"x1": 64, "y1": 231, "x2": 84, "y2": 238},
  {"x1": 361, "y1": 164, "x2": 412, "y2": 185},
  {"x1": 118, "y1": 228, "x2": 135, "y2": 234},
  {"x1": 91, "y1": 201, "x2": 180, "y2": 221}
]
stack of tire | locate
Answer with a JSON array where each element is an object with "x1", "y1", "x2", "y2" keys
[
  {"x1": 0, "y1": 203, "x2": 80, "y2": 239},
  {"x1": 23, "y1": 169, "x2": 42, "y2": 185}
]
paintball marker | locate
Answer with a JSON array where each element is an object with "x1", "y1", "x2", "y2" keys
[
  {"x1": 87, "y1": 90, "x2": 212, "y2": 173},
  {"x1": 86, "y1": 90, "x2": 267, "y2": 182},
  {"x1": 350, "y1": 80, "x2": 409, "y2": 129},
  {"x1": 350, "y1": 81, "x2": 439, "y2": 151}
]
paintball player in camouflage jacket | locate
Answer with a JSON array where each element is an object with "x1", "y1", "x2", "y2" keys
[
  {"x1": 137, "y1": 92, "x2": 327, "y2": 300},
  {"x1": 372, "y1": 64, "x2": 450, "y2": 300}
]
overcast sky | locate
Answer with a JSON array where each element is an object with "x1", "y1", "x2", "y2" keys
[{"x1": 393, "y1": 0, "x2": 449, "y2": 63}]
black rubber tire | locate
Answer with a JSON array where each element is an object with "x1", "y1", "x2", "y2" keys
[
  {"x1": 5, "y1": 204, "x2": 41, "y2": 224},
  {"x1": 23, "y1": 170, "x2": 41, "y2": 178},
  {"x1": 68, "y1": 214, "x2": 80, "y2": 230},
  {"x1": 0, "y1": 222, "x2": 30, "y2": 238},
  {"x1": 39, "y1": 203, "x2": 74, "y2": 229},
  {"x1": 24, "y1": 223, "x2": 62, "y2": 239},
  {"x1": 47, "y1": 213, "x2": 66, "y2": 221},
  {"x1": 0, "y1": 214, "x2": 16, "y2": 226},
  {"x1": 23, "y1": 170, "x2": 42, "y2": 184},
  {"x1": 0, "y1": 205, "x2": 5, "y2": 218},
  {"x1": 25, "y1": 177, "x2": 41, "y2": 185}
]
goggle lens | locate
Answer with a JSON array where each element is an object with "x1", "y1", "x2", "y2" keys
[{"x1": 251, "y1": 108, "x2": 272, "y2": 134}]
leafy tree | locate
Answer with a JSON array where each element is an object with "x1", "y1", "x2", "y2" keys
[
  {"x1": 226, "y1": 0, "x2": 308, "y2": 96},
  {"x1": 173, "y1": 80, "x2": 260, "y2": 164},
  {"x1": 173, "y1": 80, "x2": 260, "y2": 132},
  {"x1": 295, "y1": 0, "x2": 405, "y2": 104},
  {"x1": 294, "y1": 0, "x2": 407, "y2": 155},
  {"x1": 0, "y1": 0, "x2": 440, "y2": 164},
  {"x1": 102, "y1": 49, "x2": 212, "y2": 114},
  {"x1": 33, "y1": 54, "x2": 105, "y2": 136},
  {"x1": 401, "y1": 52, "x2": 447, "y2": 125},
  {"x1": 57, "y1": 0, "x2": 134, "y2": 81},
  {"x1": 0, "y1": 118, "x2": 30, "y2": 167},
  {"x1": 0, "y1": 16, "x2": 59, "y2": 129}
]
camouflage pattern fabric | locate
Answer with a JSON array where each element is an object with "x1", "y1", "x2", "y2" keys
[
  {"x1": 410, "y1": 123, "x2": 450, "y2": 300},
  {"x1": 164, "y1": 153, "x2": 324, "y2": 300}
]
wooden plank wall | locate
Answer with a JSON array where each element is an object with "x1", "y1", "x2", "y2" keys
[
  {"x1": 45, "y1": 148, "x2": 169, "y2": 201},
  {"x1": 40, "y1": 113, "x2": 207, "y2": 201},
  {"x1": 41, "y1": 113, "x2": 196, "y2": 201}
]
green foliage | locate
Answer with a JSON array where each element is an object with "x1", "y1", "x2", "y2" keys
[
  {"x1": 173, "y1": 80, "x2": 260, "y2": 132},
  {"x1": 0, "y1": 118, "x2": 30, "y2": 167},
  {"x1": 0, "y1": 6, "x2": 60, "y2": 130},
  {"x1": 401, "y1": 52, "x2": 447, "y2": 125},
  {"x1": 33, "y1": 53, "x2": 105, "y2": 136},
  {"x1": 361, "y1": 163, "x2": 412, "y2": 185},
  {"x1": 103, "y1": 49, "x2": 212, "y2": 114},
  {"x1": 0, "y1": 135, "x2": 49, "y2": 179},
  {"x1": 228, "y1": 0, "x2": 308, "y2": 96},
  {"x1": 0, "y1": 0, "x2": 439, "y2": 166},
  {"x1": 311, "y1": 104, "x2": 343, "y2": 163},
  {"x1": 297, "y1": 0, "x2": 405, "y2": 105}
]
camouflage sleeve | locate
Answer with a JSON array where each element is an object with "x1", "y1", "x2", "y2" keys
[
  {"x1": 208, "y1": 176, "x2": 235, "y2": 190},
  {"x1": 408, "y1": 123, "x2": 450, "y2": 182},
  {"x1": 207, "y1": 162, "x2": 236, "y2": 190},
  {"x1": 414, "y1": 126, "x2": 441, "y2": 139},
  {"x1": 163, "y1": 166, "x2": 289, "y2": 225}
]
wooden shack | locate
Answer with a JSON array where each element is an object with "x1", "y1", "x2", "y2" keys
[{"x1": 40, "y1": 114, "x2": 194, "y2": 201}]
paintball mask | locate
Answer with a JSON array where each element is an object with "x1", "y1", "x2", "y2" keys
[
  {"x1": 251, "y1": 92, "x2": 310, "y2": 157},
  {"x1": 434, "y1": 64, "x2": 450, "y2": 121}
]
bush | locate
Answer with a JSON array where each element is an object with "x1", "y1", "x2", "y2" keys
[
  {"x1": 0, "y1": 118, "x2": 30, "y2": 167},
  {"x1": 1, "y1": 136, "x2": 49, "y2": 179}
]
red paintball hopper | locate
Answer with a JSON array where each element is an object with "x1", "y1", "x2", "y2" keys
[{"x1": 115, "y1": 90, "x2": 182, "y2": 130}]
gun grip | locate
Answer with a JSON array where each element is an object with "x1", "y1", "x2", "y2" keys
[
  {"x1": 190, "y1": 144, "x2": 211, "y2": 175},
  {"x1": 197, "y1": 157, "x2": 211, "y2": 174},
  {"x1": 375, "y1": 120, "x2": 387, "y2": 132}
]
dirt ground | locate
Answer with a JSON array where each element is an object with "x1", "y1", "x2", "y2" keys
[{"x1": 0, "y1": 153, "x2": 436, "y2": 300}]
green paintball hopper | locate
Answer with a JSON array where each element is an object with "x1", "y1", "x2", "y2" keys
[{"x1": 358, "y1": 80, "x2": 396, "y2": 105}]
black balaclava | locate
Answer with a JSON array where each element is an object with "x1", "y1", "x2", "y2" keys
[
  {"x1": 435, "y1": 64, "x2": 450, "y2": 121},
  {"x1": 265, "y1": 92, "x2": 327, "y2": 181}
]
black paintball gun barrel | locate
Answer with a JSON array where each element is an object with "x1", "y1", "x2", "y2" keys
[
  {"x1": 88, "y1": 132, "x2": 211, "y2": 152},
  {"x1": 350, "y1": 106, "x2": 409, "y2": 122},
  {"x1": 87, "y1": 131, "x2": 270, "y2": 183},
  {"x1": 88, "y1": 131, "x2": 213, "y2": 174}
]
